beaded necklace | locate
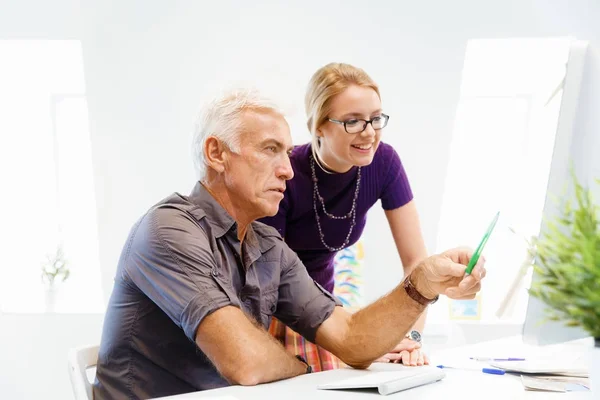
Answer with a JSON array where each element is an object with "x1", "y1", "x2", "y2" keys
[{"x1": 309, "y1": 154, "x2": 362, "y2": 252}]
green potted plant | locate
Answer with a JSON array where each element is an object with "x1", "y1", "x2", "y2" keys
[
  {"x1": 41, "y1": 246, "x2": 70, "y2": 312},
  {"x1": 528, "y1": 174, "x2": 599, "y2": 391}
]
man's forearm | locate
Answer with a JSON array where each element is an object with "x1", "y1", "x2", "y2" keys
[
  {"x1": 235, "y1": 318, "x2": 307, "y2": 385},
  {"x1": 328, "y1": 271, "x2": 429, "y2": 367},
  {"x1": 196, "y1": 307, "x2": 306, "y2": 386},
  {"x1": 412, "y1": 308, "x2": 427, "y2": 332}
]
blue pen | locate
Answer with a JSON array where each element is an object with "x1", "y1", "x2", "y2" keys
[{"x1": 436, "y1": 365, "x2": 505, "y2": 375}]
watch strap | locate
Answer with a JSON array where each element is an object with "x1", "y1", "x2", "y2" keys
[{"x1": 403, "y1": 275, "x2": 439, "y2": 306}]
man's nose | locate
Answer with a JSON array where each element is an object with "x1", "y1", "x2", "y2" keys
[{"x1": 276, "y1": 155, "x2": 294, "y2": 180}]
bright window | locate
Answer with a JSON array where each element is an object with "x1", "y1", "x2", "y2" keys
[{"x1": 0, "y1": 40, "x2": 103, "y2": 313}]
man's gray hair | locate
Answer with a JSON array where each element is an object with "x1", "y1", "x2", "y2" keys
[{"x1": 192, "y1": 87, "x2": 283, "y2": 179}]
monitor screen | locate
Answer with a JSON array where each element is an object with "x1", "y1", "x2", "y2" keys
[{"x1": 522, "y1": 40, "x2": 595, "y2": 346}]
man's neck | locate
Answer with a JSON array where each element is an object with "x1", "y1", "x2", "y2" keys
[{"x1": 201, "y1": 179, "x2": 252, "y2": 242}]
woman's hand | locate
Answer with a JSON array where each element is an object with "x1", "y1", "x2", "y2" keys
[{"x1": 375, "y1": 337, "x2": 429, "y2": 366}]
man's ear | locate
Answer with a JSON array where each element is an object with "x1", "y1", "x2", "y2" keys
[{"x1": 204, "y1": 136, "x2": 228, "y2": 173}]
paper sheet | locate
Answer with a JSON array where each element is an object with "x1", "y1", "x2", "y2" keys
[{"x1": 521, "y1": 375, "x2": 589, "y2": 392}]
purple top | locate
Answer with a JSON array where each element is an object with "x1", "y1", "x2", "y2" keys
[{"x1": 259, "y1": 142, "x2": 413, "y2": 293}]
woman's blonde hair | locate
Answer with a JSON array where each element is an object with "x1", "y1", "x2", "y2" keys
[{"x1": 305, "y1": 63, "x2": 380, "y2": 166}]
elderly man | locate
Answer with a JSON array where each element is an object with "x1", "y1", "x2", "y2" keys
[{"x1": 93, "y1": 89, "x2": 486, "y2": 399}]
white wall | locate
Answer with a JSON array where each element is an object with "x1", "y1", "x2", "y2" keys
[
  {"x1": 0, "y1": 313, "x2": 104, "y2": 400},
  {"x1": 76, "y1": 0, "x2": 600, "y2": 303},
  {"x1": 3, "y1": 0, "x2": 598, "y2": 303},
  {"x1": 0, "y1": 0, "x2": 81, "y2": 38}
]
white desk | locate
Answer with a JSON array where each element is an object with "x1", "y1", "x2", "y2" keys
[{"x1": 155, "y1": 336, "x2": 594, "y2": 400}]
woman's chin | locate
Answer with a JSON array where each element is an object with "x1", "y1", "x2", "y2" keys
[{"x1": 352, "y1": 154, "x2": 375, "y2": 167}]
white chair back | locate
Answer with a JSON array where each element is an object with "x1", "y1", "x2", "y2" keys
[{"x1": 68, "y1": 344, "x2": 99, "y2": 400}]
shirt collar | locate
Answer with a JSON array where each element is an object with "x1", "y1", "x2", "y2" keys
[
  {"x1": 188, "y1": 181, "x2": 237, "y2": 238},
  {"x1": 187, "y1": 182, "x2": 274, "y2": 261}
]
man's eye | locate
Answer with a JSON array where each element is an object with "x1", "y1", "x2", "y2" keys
[{"x1": 267, "y1": 146, "x2": 277, "y2": 152}]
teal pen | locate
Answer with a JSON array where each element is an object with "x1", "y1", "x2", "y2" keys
[
  {"x1": 436, "y1": 365, "x2": 505, "y2": 375},
  {"x1": 464, "y1": 211, "x2": 500, "y2": 275}
]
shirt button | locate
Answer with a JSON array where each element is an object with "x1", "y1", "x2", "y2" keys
[{"x1": 211, "y1": 269, "x2": 218, "y2": 277}]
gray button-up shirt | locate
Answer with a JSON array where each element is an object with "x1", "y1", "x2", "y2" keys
[{"x1": 93, "y1": 183, "x2": 340, "y2": 400}]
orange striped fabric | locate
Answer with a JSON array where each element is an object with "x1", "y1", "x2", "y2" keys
[{"x1": 268, "y1": 317, "x2": 344, "y2": 372}]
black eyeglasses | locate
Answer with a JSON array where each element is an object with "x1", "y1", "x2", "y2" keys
[{"x1": 327, "y1": 113, "x2": 389, "y2": 134}]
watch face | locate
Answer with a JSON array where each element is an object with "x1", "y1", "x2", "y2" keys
[{"x1": 409, "y1": 330, "x2": 422, "y2": 343}]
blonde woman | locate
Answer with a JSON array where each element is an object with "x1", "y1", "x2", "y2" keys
[{"x1": 259, "y1": 63, "x2": 430, "y2": 371}]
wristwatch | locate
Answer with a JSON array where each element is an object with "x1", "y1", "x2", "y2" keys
[
  {"x1": 405, "y1": 330, "x2": 422, "y2": 343},
  {"x1": 295, "y1": 355, "x2": 312, "y2": 374},
  {"x1": 402, "y1": 274, "x2": 439, "y2": 306}
]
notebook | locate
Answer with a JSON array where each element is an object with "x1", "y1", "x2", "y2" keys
[{"x1": 317, "y1": 366, "x2": 446, "y2": 396}]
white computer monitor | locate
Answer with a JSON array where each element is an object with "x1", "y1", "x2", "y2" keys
[{"x1": 523, "y1": 40, "x2": 598, "y2": 345}]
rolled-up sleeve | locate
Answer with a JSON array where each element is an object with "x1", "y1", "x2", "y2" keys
[
  {"x1": 124, "y1": 206, "x2": 236, "y2": 342},
  {"x1": 274, "y1": 245, "x2": 341, "y2": 343}
]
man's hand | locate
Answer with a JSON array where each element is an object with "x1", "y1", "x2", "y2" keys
[
  {"x1": 411, "y1": 247, "x2": 486, "y2": 300},
  {"x1": 375, "y1": 337, "x2": 429, "y2": 366}
]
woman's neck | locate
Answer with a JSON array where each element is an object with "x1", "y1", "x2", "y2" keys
[{"x1": 315, "y1": 145, "x2": 353, "y2": 174}]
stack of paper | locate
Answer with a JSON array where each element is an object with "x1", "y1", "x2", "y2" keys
[
  {"x1": 488, "y1": 359, "x2": 590, "y2": 392},
  {"x1": 520, "y1": 375, "x2": 589, "y2": 392},
  {"x1": 488, "y1": 359, "x2": 588, "y2": 377}
]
